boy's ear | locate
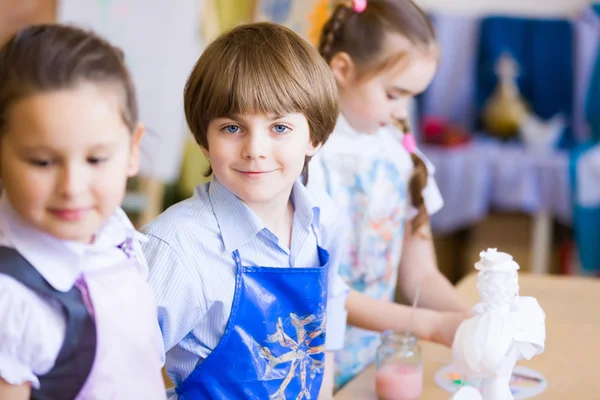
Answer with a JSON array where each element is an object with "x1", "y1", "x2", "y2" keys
[{"x1": 306, "y1": 142, "x2": 322, "y2": 157}]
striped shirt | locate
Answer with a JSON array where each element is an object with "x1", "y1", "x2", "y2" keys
[{"x1": 142, "y1": 176, "x2": 350, "y2": 391}]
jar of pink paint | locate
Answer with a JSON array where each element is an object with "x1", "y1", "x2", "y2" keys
[{"x1": 375, "y1": 331, "x2": 423, "y2": 400}]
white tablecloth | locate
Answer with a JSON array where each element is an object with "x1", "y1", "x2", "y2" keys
[{"x1": 424, "y1": 139, "x2": 571, "y2": 234}]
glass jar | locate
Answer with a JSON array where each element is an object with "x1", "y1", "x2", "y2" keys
[{"x1": 374, "y1": 331, "x2": 423, "y2": 400}]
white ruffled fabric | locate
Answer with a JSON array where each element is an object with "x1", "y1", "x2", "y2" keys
[
  {"x1": 451, "y1": 386, "x2": 483, "y2": 400},
  {"x1": 0, "y1": 276, "x2": 65, "y2": 387},
  {"x1": 452, "y1": 296, "x2": 546, "y2": 377}
]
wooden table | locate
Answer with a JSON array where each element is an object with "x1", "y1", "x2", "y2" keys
[{"x1": 334, "y1": 273, "x2": 600, "y2": 399}]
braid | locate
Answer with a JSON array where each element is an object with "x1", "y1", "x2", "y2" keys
[
  {"x1": 318, "y1": 4, "x2": 352, "y2": 62},
  {"x1": 400, "y1": 120, "x2": 429, "y2": 235}
]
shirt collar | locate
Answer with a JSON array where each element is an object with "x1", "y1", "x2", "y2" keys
[
  {"x1": 336, "y1": 113, "x2": 361, "y2": 136},
  {"x1": 338, "y1": 113, "x2": 437, "y2": 175},
  {"x1": 290, "y1": 178, "x2": 320, "y2": 232},
  {"x1": 208, "y1": 176, "x2": 320, "y2": 253},
  {"x1": 0, "y1": 195, "x2": 142, "y2": 292},
  {"x1": 209, "y1": 176, "x2": 265, "y2": 253}
]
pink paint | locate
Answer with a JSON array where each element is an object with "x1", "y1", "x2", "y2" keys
[{"x1": 375, "y1": 364, "x2": 423, "y2": 400}]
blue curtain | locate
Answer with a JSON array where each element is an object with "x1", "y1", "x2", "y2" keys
[
  {"x1": 586, "y1": 5, "x2": 600, "y2": 143},
  {"x1": 476, "y1": 17, "x2": 574, "y2": 147},
  {"x1": 570, "y1": 142, "x2": 600, "y2": 274},
  {"x1": 571, "y1": 5, "x2": 600, "y2": 274}
]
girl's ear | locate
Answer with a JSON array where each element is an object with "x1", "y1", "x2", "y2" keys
[
  {"x1": 127, "y1": 123, "x2": 145, "y2": 177},
  {"x1": 329, "y1": 52, "x2": 356, "y2": 88}
]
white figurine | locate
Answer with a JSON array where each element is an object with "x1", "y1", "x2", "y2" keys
[
  {"x1": 452, "y1": 249, "x2": 546, "y2": 400},
  {"x1": 451, "y1": 386, "x2": 483, "y2": 400}
]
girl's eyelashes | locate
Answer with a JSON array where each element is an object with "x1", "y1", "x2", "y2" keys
[
  {"x1": 28, "y1": 158, "x2": 53, "y2": 168},
  {"x1": 27, "y1": 156, "x2": 110, "y2": 167},
  {"x1": 87, "y1": 157, "x2": 109, "y2": 165}
]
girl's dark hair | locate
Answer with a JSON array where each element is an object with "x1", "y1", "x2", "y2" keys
[
  {"x1": 399, "y1": 119, "x2": 429, "y2": 234},
  {"x1": 0, "y1": 24, "x2": 138, "y2": 134},
  {"x1": 318, "y1": 0, "x2": 436, "y2": 233}
]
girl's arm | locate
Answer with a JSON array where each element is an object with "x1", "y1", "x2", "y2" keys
[
  {"x1": 397, "y1": 221, "x2": 470, "y2": 312},
  {"x1": 0, "y1": 379, "x2": 29, "y2": 400},
  {"x1": 345, "y1": 289, "x2": 469, "y2": 347},
  {"x1": 317, "y1": 352, "x2": 335, "y2": 400}
]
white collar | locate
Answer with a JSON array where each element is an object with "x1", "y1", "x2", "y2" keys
[
  {"x1": 0, "y1": 195, "x2": 145, "y2": 292},
  {"x1": 335, "y1": 113, "x2": 401, "y2": 139},
  {"x1": 209, "y1": 176, "x2": 319, "y2": 253},
  {"x1": 336, "y1": 113, "x2": 363, "y2": 137}
]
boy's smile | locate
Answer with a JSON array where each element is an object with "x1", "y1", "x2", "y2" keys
[{"x1": 202, "y1": 113, "x2": 320, "y2": 211}]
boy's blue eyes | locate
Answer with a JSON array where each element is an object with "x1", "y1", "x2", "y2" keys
[
  {"x1": 273, "y1": 125, "x2": 288, "y2": 134},
  {"x1": 222, "y1": 124, "x2": 290, "y2": 134}
]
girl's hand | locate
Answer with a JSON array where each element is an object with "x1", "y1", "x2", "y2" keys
[
  {"x1": 0, "y1": 378, "x2": 30, "y2": 400},
  {"x1": 317, "y1": 352, "x2": 335, "y2": 400},
  {"x1": 431, "y1": 311, "x2": 472, "y2": 347}
]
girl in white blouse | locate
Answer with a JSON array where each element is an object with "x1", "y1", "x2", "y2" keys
[
  {"x1": 311, "y1": 0, "x2": 472, "y2": 388},
  {"x1": 0, "y1": 24, "x2": 166, "y2": 399}
]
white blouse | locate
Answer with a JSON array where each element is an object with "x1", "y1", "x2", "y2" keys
[
  {"x1": 308, "y1": 114, "x2": 444, "y2": 295},
  {"x1": 0, "y1": 196, "x2": 149, "y2": 388},
  {"x1": 307, "y1": 115, "x2": 445, "y2": 383}
]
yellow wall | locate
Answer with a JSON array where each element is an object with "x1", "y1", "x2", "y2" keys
[{"x1": 178, "y1": 0, "x2": 257, "y2": 198}]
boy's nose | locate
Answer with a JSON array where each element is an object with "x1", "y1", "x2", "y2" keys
[{"x1": 241, "y1": 131, "x2": 269, "y2": 160}]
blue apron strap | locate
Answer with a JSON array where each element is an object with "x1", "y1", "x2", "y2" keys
[{"x1": 232, "y1": 249, "x2": 243, "y2": 269}]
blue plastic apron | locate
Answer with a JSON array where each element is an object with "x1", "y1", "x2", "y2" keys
[{"x1": 176, "y1": 232, "x2": 330, "y2": 399}]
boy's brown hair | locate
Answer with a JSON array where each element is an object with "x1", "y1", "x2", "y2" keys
[{"x1": 184, "y1": 22, "x2": 339, "y2": 182}]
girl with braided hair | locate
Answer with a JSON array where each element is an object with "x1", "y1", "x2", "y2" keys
[{"x1": 308, "y1": 0, "x2": 471, "y2": 388}]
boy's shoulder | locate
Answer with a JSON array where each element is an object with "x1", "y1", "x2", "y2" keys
[
  {"x1": 303, "y1": 182, "x2": 341, "y2": 232},
  {"x1": 143, "y1": 183, "x2": 219, "y2": 245}
]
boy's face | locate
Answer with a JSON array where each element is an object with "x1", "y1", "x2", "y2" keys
[{"x1": 202, "y1": 113, "x2": 319, "y2": 209}]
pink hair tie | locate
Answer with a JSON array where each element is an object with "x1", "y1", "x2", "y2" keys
[
  {"x1": 353, "y1": 0, "x2": 367, "y2": 13},
  {"x1": 402, "y1": 133, "x2": 417, "y2": 154}
]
